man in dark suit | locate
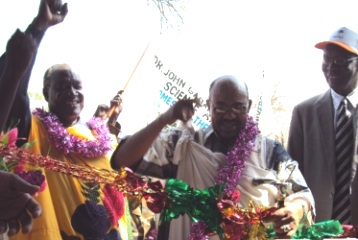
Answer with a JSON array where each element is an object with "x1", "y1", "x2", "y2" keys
[{"x1": 288, "y1": 27, "x2": 358, "y2": 225}]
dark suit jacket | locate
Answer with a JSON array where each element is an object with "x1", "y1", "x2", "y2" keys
[{"x1": 288, "y1": 90, "x2": 358, "y2": 224}]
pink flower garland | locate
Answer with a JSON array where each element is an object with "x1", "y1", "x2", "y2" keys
[
  {"x1": 0, "y1": 127, "x2": 47, "y2": 195},
  {"x1": 190, "y1": 116, "x2": 260, "y2": 239},
  {"x1": 33, "y1": 108, "x2": 112, "y2": 158},
  {"x1": 217, "y1": 116, "x2": 260, "y2": 195}
]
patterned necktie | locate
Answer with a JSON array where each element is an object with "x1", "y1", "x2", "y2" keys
[{"x1": 332, "y1": 98, "x2": 353, "y2": 224}]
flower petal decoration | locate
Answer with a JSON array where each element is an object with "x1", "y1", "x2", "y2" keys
[
  {"x1": 6, "y1": 127, "x2": 18, "y2": 146},
  {"x1": 33, "y1": 108, "x2": 112, "y2": 158}
]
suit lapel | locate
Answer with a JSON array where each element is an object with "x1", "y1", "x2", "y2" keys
[
  {"x1": 350, "y1": 98, "x2": 358, "y2": 224},
  {"x1": 316, "y1": 90, "x2": 335, "y2": 178},
  {"x1": 351, "y1": 102, "x2": 358, "y2": 181}
]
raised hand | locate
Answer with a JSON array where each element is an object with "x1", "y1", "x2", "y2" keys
[
  {"x1": 161, "y1": 99, "x2": 196, "y2": 125},
  {"x1": 108, "y1": 90, "x2": 124, "y2": 121},
  {"x1": 31, "y1": 0, "x2": 68, "y2": 32}
]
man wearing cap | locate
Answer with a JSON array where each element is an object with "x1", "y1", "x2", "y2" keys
[{"x1": 288, "y1": 27, "x2": 358, "y2": 225}]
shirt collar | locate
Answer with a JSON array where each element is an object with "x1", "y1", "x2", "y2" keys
[{"x1": 330, "y1": 88, "x2": 358, "y2": 110}]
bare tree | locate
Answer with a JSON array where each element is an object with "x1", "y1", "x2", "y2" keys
[
  {"x1": 149, "y1": 0, "x2": 186, "y2": 30},
  {"x1": 269, "y1": 81, "x2": 290, "y2": 147}
]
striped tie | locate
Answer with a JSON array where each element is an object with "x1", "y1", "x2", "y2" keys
[{"x1": 332, "y1": 98, "x2": 353, "y2": 224}]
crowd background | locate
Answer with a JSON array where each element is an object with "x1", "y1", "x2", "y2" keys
[{"x1": 1, "y1": 0, "x2": 358, "y2": 144}]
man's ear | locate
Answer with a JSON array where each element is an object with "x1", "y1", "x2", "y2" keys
[
  {"x1": 206, "y1": 99, "x2": 210, "y2": 111},
  {"x1": 247, "y1": 99, "x2": 252, "y2": 111},
  {"x1": 43, "y1": 87, "x2": 49, "y2": 102}
]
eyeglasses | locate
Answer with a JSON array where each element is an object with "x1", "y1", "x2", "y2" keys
[
  {"x1": 213, "y1": 103, "x2": 248, "y2": 115},
  {"x1": 322, "y1": 56, "x2": 358, "y2": 66}
]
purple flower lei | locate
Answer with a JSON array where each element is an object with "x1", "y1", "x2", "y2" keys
[
  {"x1": 33, "y1": 108, "x2": 112, "y2": 158},
  {"x1": 190, "y1": 116, "x2": 260, "y2": 239},
  {"x1": 217, "y1": 116, "x2": 260, "y2": 195}
]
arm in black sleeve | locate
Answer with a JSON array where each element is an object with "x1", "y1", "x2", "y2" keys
[
  {"x1": 1, "y1": 0, "x2": 68, "y2": 146},
  {"x1": 4, "y1": 24, "x2": 46, "y2": 146}
]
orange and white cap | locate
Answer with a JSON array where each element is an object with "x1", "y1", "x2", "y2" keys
[{"x1": 315, "y1": 27, "x2": 358, "y2": 55}]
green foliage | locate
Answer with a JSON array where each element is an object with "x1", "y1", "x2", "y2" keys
[
  {"x1": 21, "y1": 140, "x2": 36, "y2": 149},
  {"x1": 82, "y1": 182, "x2": 101, "y2": 203},
  {"x1": 28, "y1": 91, "x2": 45, "y2": 101},
  {"x1": 0, "y1": 128, "x2": 35, "y2": 172}
]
